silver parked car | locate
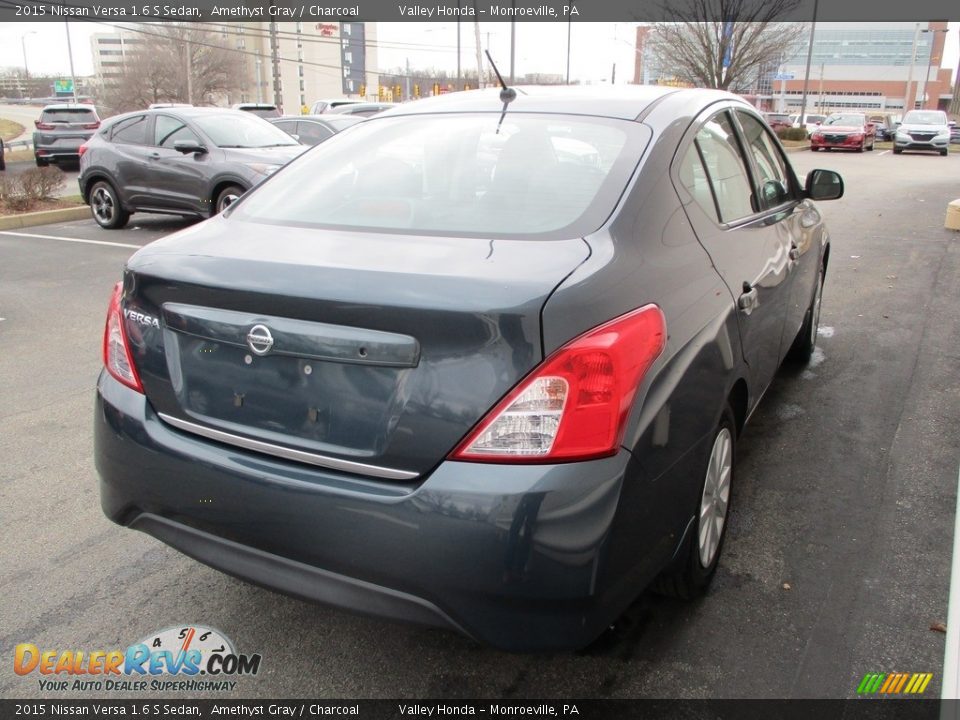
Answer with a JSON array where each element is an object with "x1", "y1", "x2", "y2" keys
[{"x1": 894, "y1": 110, "x2": 951, "y2": 156}]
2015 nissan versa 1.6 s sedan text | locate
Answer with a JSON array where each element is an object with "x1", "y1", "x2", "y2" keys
[{"x1": 95, "y1": 86, "x2": 843, "y2": 652}]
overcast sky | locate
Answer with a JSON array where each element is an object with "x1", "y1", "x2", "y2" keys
[{"x1": 0, "y1": 21, "x2": 957, "y2": 88}]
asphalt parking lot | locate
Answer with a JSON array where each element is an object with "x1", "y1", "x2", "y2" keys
[{"x1": 1, "y1": 148, "x2": 959, "y2": 699}]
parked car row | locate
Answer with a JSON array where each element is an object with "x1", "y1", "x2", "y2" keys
[{"x1": 810, "y1": 112, "x2": 876, "y2": 152}]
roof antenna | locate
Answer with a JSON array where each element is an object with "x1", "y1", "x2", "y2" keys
[{"x1": 485, "y1": 50, "x2": 516, "y2": 134}]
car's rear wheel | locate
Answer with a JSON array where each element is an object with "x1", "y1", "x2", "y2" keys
[
  {"x1": 89, "y1": 180, "x2": 130, "y2": 230},
  {"x1": 787, "y1": 262, "x2": 825, "y2": 363},
  {"x1": 35, "y1": 156, "x2": 49, "y2": 167},
  {"x1": 655, "y1": 406, "x2": 735, "y2": 600},
  {"x1": 893, "y1": 146, "x2": 903, "y2": 155},
  {"x1": 215, "y1": 185, "x2": 245, "y2": 214}
]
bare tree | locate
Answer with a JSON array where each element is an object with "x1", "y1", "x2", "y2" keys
[
  {"x1": 100, "y1": 24, "x2": 244, "y2": 114},
  {"x1": 646, "y1": 0, "x2": 804, "y2": 92}
]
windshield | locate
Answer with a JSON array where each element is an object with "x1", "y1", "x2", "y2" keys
[
  {"x1": 824, "y1": 114, "x2": 864, "y2": 126},
  {"x1": 902, "y1": 111, "x2": 947, "y2": 126},
  {"x1": 234, "y1": 113, "x2": 646, "y2": 239},
  {"x1": 194, "y1": 113, "x2": 298, "y2": 148}
]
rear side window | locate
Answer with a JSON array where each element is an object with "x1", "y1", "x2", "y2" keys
[
  {"x1": 41, "y1": 108, "x2": 98, "y2": 123},
  {"x1": 111, "y1": 115, "x2": 148, "y2": 145},
  {"x1": 693, "y1": 112, "x2": 755, "y2": 223},
  {"x1": 235, "y1": 113, "x2": 647, "y2": 239}
]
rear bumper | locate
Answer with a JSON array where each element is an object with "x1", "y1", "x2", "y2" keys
[{"x1": 94, "y1": 371, "x2": 647, "y2": 651}]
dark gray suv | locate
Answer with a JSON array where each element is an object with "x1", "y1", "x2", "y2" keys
[
  {"x1": 33, "y1": 104, "x2": 101, "y2": 167},
  {"x1": 78, "y1": 107, "x2": 305, "y2": 229},
  {"x1": 95, "y1": 86, "x2": 842, "y2": 651}
]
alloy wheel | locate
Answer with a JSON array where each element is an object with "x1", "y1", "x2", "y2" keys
[
  {"x1": 92, "y1": 187, "x2": 115, "y2": 225},
  {"x1": 698, "y1": 427, "x2": 732, "y2": 568}
]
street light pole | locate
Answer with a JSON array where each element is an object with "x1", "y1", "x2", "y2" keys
[
  {"x1": 919, "y1": 28, "x2": 948, "y2": 110},
  {"x1": 798, "y1": 0, "x2": 818, "y2": 127},
  {"x1": 20, "y1": 30, "x2": 36, "y2": 99}
]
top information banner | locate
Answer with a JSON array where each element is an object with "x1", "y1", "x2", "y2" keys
[{"x1": 0, "y1": 0, "x2": 958, "y2": 22}]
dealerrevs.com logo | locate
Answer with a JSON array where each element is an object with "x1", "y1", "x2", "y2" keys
[{"x1": 14, "y1": 625, "x2": 261, "y2": 692}]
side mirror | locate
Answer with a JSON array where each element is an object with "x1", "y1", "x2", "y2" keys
[
  {"x1": 805, "y1": 169, "x2": 843, "y2": 201},
  {"x1": 173, "y1": 140, "x2": 206, "y2": 155}
]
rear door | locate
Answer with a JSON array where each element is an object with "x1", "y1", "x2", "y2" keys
[
  {"x1": 673, "y1": 106, "x2": 793, "y2": 399},
  {"x1": 105, "y1": 114, "x2": 153, "y2": 206}
]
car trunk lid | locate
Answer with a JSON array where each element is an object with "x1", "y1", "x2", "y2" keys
[{"x1": 122, "y1": 217, "x2": 590, "y2": 479}]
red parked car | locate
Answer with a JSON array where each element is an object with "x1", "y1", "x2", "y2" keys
[
  {"x1": 763, "y1": 112, "x2": 793, "y2": 132},
  {"x1": 810, "y1": 112, "x2": 876, "y2": 152}
]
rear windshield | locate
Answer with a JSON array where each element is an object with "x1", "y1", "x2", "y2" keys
[
  {"x1": 824, "y1": 114, "x2": 864, "y2": 126},
  {"x1": 41, "y1": 108, "x2": 97, "y2": 123},
  {"x1": 902, "y1": 111, "x2": 947, "y2": 126},
  {"x1": 234, "y1": 113, "x2": 647, "y2": 239},
  {"x1": 242, "y1": 107, "x2": 281, "y2": 119}
]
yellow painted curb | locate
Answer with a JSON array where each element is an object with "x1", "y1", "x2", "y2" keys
[{"x1": 0, "y1": 206, "x2": 90, "y2": 230}]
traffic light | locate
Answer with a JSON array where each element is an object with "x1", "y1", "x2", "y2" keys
[
  {"x1": 413, "y1": 84, "x2": 420, "y2": 99},
  {"x1": 359, "y1": 84, "x2": 366, "y2": 98},
  {"x1": 394, "y1": 85, "x2": 402, "y2": 101},
  {"x1": 432, "y1": 82, "x2": 440, "y2": 97},
  {"x1": 378, "y1": 86, "x2": 385, "y2": 101}
]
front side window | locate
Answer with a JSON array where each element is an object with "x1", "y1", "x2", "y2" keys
[
  {"x1": 736, "y1": 111, "x2": 792, "y2": 210},
  {"x1": 693, "y1": 112, "x2": 754, "y2": 223},
  {"x1": 154, "y1": 115, "x2": 201, "y2": 148},
  {"x1": 235, "y1": 113, "x2": 648, "y2": 239}
]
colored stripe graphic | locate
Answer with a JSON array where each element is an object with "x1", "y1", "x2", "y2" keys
[{"x1": 857, "y1": 672, "x2": 932, "y2": 694}]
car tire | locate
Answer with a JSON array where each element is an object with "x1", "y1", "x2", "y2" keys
[
  {"x1": 89, "y1": 180, "x2": 130, "y2": 230},
  {"x1": 654, "y1": 406, "x2": 736, "y2": 601},
  {"x1": 0, "y1": 154, "x2": 5, "y2": 172},
  {"x1": 786, "y1": 262, "x2": 825, "y2": 364},
  {"x1": 893, "y1": 146, "x2": 903, "y2": 155},
  {"x1": 215, "y1": 185, "x2": 245, "y2": 214},
  {"x1": 940, "y1": 149, "x2": 948, "y2": 157},
  {"x1": 810, "y1": 147, "x2": 819, "y2": 152},
  {"x1": 35, "y1": 156, "x2": 49, "y2": 167}
]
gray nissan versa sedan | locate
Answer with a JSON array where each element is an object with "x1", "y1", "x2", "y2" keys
[
  {"x1": 94, "y1": 86, "x2": 843, "y2": 651},
  {"x1": 78, "y1": 107, "x2": 305, "y2": 228}
]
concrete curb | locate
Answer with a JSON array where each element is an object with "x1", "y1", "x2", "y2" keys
[
  {"x1": 784, "y1": 144, "x2": 812, "y2": 153},
  {"x1": 0, "y1": 206, "x2": 89, "y2": 230}
]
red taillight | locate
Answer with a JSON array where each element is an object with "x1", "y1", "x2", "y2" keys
[
  {"x1": 103, "y1": 282, "x2": 143, "y2": 393},
  {"x1": 82, "y1": 122, "x2": 100, "y2": 130},
  {"x1": 35, "y1": 122, "x2": 55, "y2": 130},
  {"x1": 78, "y1": 143, "x2": 89, "y2": 158},
  {"x1": 450, "y1": 305, "x2": 666, "y2": 463}
]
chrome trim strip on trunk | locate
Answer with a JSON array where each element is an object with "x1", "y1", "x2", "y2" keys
[{"x1": 157, "y1": 412, "x2": 419, "y2": 481}]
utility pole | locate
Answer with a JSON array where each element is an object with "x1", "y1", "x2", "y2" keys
[
  {"x1": 456, "y1": 16, "x2": 461, "y2": 89},
  {"x1": 565, "y1": 20, "x2": 571, "y2": 84},
  {"x1": 509, "y1": 13, "x2": 516, "y2": 84},
  {"x1": 798, "y1": 0, "x2": 818, "y2": 126},
  {"x1": 905, "y1": 23, "x2": 919, "y2": 112},
  {"x1": 269, "y1": 13, "x2": 282, "y2": 109},
  {"x1": 185, "y1": 40, "x2": 193, "y2": 104},
  {"x1": 951, "y1": 26, "x2": 960, "y2": 115},
  {"x1": 473, "y1": 17, "x2": 483, "y2": 89},
  {"x1": 64, "y1": 22, "x2": 79, "y2": 102},
  {"x1": 817, "y1": 63, "x2": 824, "y2": 113},
  {"x1": 256, "y1": 58, "x2": 263, "y2": 103},
  {"x1": 405, "y1": 57, "x2": 411, "y2": 101},
  {"x1": 919, "y1": 28, "x2": 948, "y2": 110}
]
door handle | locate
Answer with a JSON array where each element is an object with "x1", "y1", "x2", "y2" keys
[
  {"x1": 738, "y1": 282, "x2": 758, "y2": 312},
  {"x1": 789, "y1": 244, "x2": 801, "y2": 261}
]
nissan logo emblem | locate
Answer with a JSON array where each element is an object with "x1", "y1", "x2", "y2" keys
[{"x1": 246, "y1": 324, "x2": 274, "y2": 356}]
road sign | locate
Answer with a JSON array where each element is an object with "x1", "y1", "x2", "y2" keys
[
  {"x1": 53, "y1": 78, "x2": 74, "y2": 95},
  {"x1": 774, "y1": 73, "x2": 795, "y2": 81}
]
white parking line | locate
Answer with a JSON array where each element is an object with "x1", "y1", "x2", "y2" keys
[
  {"x1": 879, "y1": 150, "x2": 891, "y2": 156},
  {"x1": 0, "y1": 230, "x2": 139, "y2": 249},
  {"x1": 942, "y1": 463, "x2": 960, "y2": 700}
]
